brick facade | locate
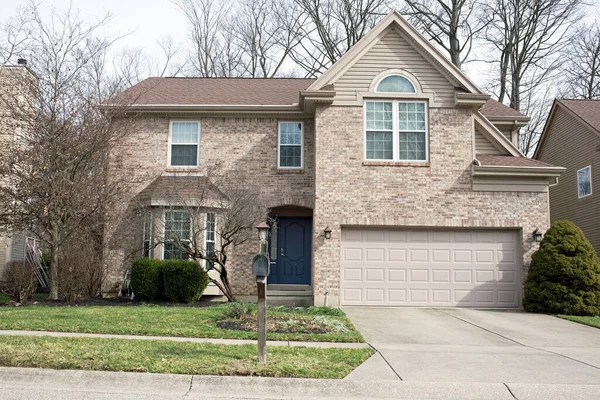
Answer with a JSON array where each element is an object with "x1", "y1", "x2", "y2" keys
[
  {"x1": 105, "y1": 115, "x2": 315, "y2": 294},
  {"x1": 312, "y1": 105, "x2": 548, "y2": 306}
]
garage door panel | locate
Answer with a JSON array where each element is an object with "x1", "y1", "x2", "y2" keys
[{"x1": 341, "y1": 228, "x2": 522, "y2": 307}]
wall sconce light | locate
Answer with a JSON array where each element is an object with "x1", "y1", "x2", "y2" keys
[
  {"x1": 533, "y1": 228, "x2": 543, "y2": 243},
  {"x1": 324, "y1": 226, "x2": 332, "y2": 240},
  {"x1": 256, "y1": 222, "x2": 269, "y2": 241}
]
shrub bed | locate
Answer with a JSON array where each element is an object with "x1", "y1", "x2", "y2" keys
[
  {"x1": 523, "y1": 220, "x2": 600, "y2": 316},
  {"x1": 130, "y1": 258, "x2": 208, "y2": 303}
]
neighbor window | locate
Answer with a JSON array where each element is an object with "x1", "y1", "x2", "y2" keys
[
  {"x1": 163, "y1": 210, "x2": 191, "y2": 260},
  {"x1": 578, "y1": 166, "x2": 592, "y2": 198},
  {"x1": 376, "y1": 75, "x2": 416, "y2": 93},
  {"x1": 142, "y1": 218, "x2": 153, "y2": 258},
  {"x1": 204, "y1": 213, "x2": 216, "y2": 270},
  {"x1": 278, "y1": 122, "x2": 303, "y2": 168},
  {"x1": 170, "y1": 121, "x2": 200, "y2": 167},
  {"x1": 365, "y1": 101, "x2": 428, "y2": 161}
]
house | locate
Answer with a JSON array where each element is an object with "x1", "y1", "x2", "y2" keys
[
  {"x1": 534, "y1": 99, "x2": 600, "y2": 256},
  {"x1": 0, "y1": 62, "x2": 35, "y2": 280},
  {"x1": 104, "y1": 11, "x2": 565, "y2": 308}
]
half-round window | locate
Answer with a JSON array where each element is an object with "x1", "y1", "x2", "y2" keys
[{"x1": 376, "y1": 75, "x2": 417, "y2": 93}]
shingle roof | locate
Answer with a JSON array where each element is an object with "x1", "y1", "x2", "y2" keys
[
  {"x1": 477, "y1": 155, "x2": 555, "y2": 168},
  {"x1": 136, "y1": 175, "x2": 224, "y2": 203},
  {"x1": 558, "y1": 99, "x2": 600, "y2": 135},
  {"x1": 480, "y1": 99, "x2": 528, "y2": 119},
  {"x1": 111, "y1": 77, "x2": 316, "y2": 106}
]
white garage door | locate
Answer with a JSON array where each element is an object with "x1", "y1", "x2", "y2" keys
[{"x1": 341, "y1": 228, "x2": 522, "y2": 307}]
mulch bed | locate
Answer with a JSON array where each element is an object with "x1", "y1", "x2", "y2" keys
[
  {"x1": 217, "y1": 315, "x2": 330, "y2": 334},
  {"x1": 0, "y1": 296, "x2": 226, "y2": 308}
]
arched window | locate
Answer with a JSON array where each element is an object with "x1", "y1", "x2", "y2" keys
[{"x1": 376, "y1": 75, "x2": 417, "y2": 93}]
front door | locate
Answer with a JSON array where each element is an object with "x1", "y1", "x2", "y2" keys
[{"x1": 269, "y1": 217, "x2": 312, "y2": 285}]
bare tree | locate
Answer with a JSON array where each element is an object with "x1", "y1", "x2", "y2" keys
[
  {"x1": 140, "y1": 174, "x2": 266, "y2": 301},
  {"x1": 562, "y1": 22, "x2": 600, "y2": 99},
  {"x1": 402, "y1": 0, "x2": 484, "y2": 69},
  {"x1": 289, "y1": 0, "x2": 389, "y2": 76},
  {"x1": 0, "y1": 2, "x2": 134, "y2": 300},
  {"x1": 479, "y1": 0, "x2": 584, "y2": 112},
  {"x1": 0, "y1": 5, "x2": 32, "y2": 65}
]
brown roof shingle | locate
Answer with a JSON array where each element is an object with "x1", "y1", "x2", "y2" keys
[
  {"x1": 480, "y1": 99, "x2": 528, "y2": 120},
  {"x1": 558, "y1": 99, "x2": 600, "y2": 135},
  {"x1": 111, "y1": 77, "x2": 316, "y2": 106},
  {"x1": 136, "y1": 175, "x2": 224, "y2": 204},
  {"x1": 477, "y1": 155, "x2": 556, "y2": 168}
]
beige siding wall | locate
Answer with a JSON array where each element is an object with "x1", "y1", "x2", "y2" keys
[
  {"x1": 105, "y1": 115, "x2": 315, "y2": 294},
  {"x1": 537, "y1": 106, "x2": 600, "y2": 255},
  {"x1": 334, "y1": 27, "x2": 456, "y2": 106},
  {"x1": 475, "y1": 128, "x2": 507, "y2": 155},
  {"x1": 313, "y1": 105, "x2": 549, "y2": 306},
  {"x1": 0, "y1": 236, "x2": 9, "y2": 280}
]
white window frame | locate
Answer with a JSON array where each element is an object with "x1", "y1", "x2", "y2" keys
[
  {"x1": 364, "y1": 100, "x2": 429, "y2": 162},
  {"x1": 277, "y1": 121, "x2": 304, "y2": 169},
  {"x1": 204, "y1": 212, "x2": 216, "y2": 270},
  {"x1": 162, "y1": 210, "x2": 191, "y2": 260},
  {"x1": 168, "y1": 121, "x2": 201, "y2": 168},
  {"x1": 142, "y1": 219, "x2": 153, "y2": 258},
  {"x1": 375, "y1": 74, "x2": 417, "y2": 93},
  {"x1": 577, "y1": 165, "x2": 593, "y2": 198}
]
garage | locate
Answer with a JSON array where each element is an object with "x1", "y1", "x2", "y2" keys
[{"x1": 340, "y1": 228, "x2": 522, "y2": 307}]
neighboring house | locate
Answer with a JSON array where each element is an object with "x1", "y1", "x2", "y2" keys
[
  {"x1": 105, "y1": 11, "x2": 565, "y2": 308},
  {"x1": 0, "y1": 62, "x2": 33, "y2": 280},
  {"x1": 534, "y1": 99, "x2": 600, "y2": 256}
]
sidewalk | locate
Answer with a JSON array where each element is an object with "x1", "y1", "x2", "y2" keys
[
  {"x1": 1, "y1": 366, "x2": 599, "y2": 399},
  {"x1": 0, "y1": 329, "x2": 369, "y2": 348}
]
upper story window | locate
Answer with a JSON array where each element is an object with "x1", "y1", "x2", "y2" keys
[
  {"x1": 170, "y1": 121, "x2": 200, "y2": 167},
  {"x1": 578, "y1": 166, "x2": 592, "y2": 198},
  {"x1": 278, "y1": 122, "x2": 303, "y2": 169},
  {"x1": 365, "y1": 100, "x2": 428, "y2": 162},
  {"x1": 376, "y1": 74, "x2": 417, "y2": 93}
]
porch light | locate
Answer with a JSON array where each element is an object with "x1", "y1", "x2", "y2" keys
[
  {"x1": 324, "y1": 226, "x2": 332, "y2": 240},
  {"x1": 256, "y1": 222, "x2": 269, "y2": 241},
  {"x1": 533, "y1": 228, "x2": 543, "y2": 243}
]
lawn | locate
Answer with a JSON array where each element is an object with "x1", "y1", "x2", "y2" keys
[
  {"x1": 558, "y1": 315, "x2": 600, "y2": 328},
  {"x1": 0, "y1": 335, "x2": 373, "y2": 378},
  {"x1": 0, "y1": 303, "x2": 364, "y2": 342}
]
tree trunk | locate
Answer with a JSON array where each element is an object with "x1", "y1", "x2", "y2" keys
[{"x1": 48, "y1": 226, "x2": 60, "y2": 300}]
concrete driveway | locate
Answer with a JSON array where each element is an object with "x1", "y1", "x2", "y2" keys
[{"x1": 344, "y1": 307, "x2": 600, "y2": 386}]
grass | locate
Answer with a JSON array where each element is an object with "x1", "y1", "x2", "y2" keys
[
  {"x1": 558, "y1": 315, "x2": 600, "y2": 328},
  {"x1": 0, "y1": 335, "x2": 373, "y2": 378},
  {"x1": 0, "y1": 303, "x2": 364, "y2": 342},
  {"x1": 0, "y1": 293, "x2": 46, "y2": 303}
]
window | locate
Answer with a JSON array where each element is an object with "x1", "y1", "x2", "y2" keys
[
  {"x1": 163, "y1": 210, "x2": 190, "y2": 260},
  {"x1": 278, "y1": 122, "x2": 303, "y2": 168},
  {"x1": 142, "y1": 219, "x2": 153, "y2": 258},
  {"x1": 376, "y1": 75, "x2": 417, "y2": 93},
  {"x1": 204, "y1": 213, "x2": 215, "y2": 270},
  {"x1": 578, "y1": 166, "x2": 592, "y2": 198},
  {"x1": 365, "y1": 101, "x2": 428, "y2": 162},
  {"x1": 170, "y1": 122, "x2": 200, "y2": 167}
]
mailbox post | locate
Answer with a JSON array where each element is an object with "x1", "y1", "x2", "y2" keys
[{"x1": 254, "y1": 222, "x2": 270, "y2": 364}]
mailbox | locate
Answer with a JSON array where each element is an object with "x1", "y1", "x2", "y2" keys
[{"x1": 252, "y1": 254, "x2": 270, "y2": 276}]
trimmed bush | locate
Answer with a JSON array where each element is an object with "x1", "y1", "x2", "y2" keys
[
  {"x1": 523, "y1": 220, "x2": 600, "y2": 316},
  {"x1": 162, "y1": 260, "x2": 209, "y2": 303},
  {"x1": 130, "y1": 258, "x2": 163, "y2": 301}
]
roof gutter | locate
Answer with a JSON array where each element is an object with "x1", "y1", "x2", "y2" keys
[
  {"x1": 472, "y1": 164, "x2": 566, "y2": 178},
  {"x1": 98, "y1": 103, "x2": 307, "y2": 115}
]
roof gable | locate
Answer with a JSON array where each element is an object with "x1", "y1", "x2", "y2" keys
[{"x1": 308, "y1": 11, "x2": 482, "y2": 94}]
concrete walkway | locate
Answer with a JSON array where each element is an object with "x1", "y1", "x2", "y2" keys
[
  {"x1": 344, "y1": 307, "x2": 600, "y2": 386},
  {"x1": 3, "y1": 366, "x2": 600, "y2": 399},
  {"x1": 0, "y1": 329, "x2": 369, "y2": 348}
]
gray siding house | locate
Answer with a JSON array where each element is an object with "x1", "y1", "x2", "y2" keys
[{"x1": 534, "y1": 99, "x2": 600, "y2": 256}]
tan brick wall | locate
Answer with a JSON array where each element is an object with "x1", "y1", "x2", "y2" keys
[
  {"x1": 312, "y1": 105, "x2": 549, "y2": 306},
  {"x1": 105, "y1": 115, "x2": 315, "y2": 295}
]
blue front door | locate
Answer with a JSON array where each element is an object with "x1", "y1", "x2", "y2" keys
[{"x1": 269, "y1": 217, "x2": 312, "y2": 285}]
